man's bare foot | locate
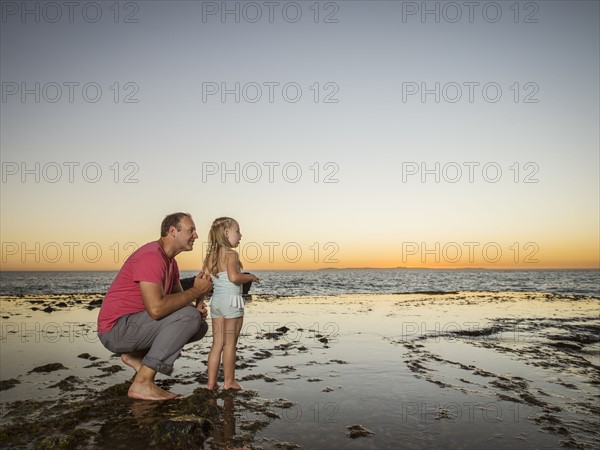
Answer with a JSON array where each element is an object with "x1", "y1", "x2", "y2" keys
[
  {"x1": 121, "y1": 353, "x2": 143, "y2": 373},
  {"x1": 223, "y1": 381, "x2": 242, "y2": 390},
  {"x1": 128, "y1": 380, "x2": 178, "y2": 401}
]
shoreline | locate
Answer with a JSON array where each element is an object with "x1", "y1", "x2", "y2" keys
[
  {"x1": 1, "y1": 289, "x2": 598, "y2": 300},
  {"x1": 1, "y1": 291, "x2": 599, "y2": 449},
  {"x1": 2, "y1": 267, "x2": 599, "y2": 272},
  {"x1": 2, "y1": 269, "x2": 599, "y2": 298}
]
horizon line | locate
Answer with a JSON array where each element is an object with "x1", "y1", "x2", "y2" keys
[{"x1": 1, "y1": 267, "x2": 599, "y2": 273}]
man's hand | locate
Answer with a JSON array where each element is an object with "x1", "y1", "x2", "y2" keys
[
  {"x1": 193, "y1": 271, "x2": 213, "y2": 296},
  {"x1": 196, "y1": 300, "x2": 208, "y2": 320},
  {"x1": 140, "y1": 272, "x2": 213, "y2": 321}
]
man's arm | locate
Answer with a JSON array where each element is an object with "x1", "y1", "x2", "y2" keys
[
  {"x1": 171, "y1": 281, "x2": 183, "y2": 294},
  {"x1": 140, "y1": 273, "x2": 212, "y2": 320},
  {"x1": 175, "y1": 277, "x2": 209, "y2": 320}
]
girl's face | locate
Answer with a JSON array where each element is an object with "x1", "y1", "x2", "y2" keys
[{"x1": 225, "y1": 222, "x2": 242, "y2": 247}]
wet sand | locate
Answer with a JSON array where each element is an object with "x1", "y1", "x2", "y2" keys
[{"x1": 1, "y1": 291, "x2": 599, "y2": 449}]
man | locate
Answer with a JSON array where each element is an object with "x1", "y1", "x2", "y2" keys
[{"x1": 97, "y1": 212, "x2": 213, "y2": 400}]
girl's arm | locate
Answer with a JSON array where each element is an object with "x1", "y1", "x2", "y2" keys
[{"x1": 226, "y1": 251, "x2": 259, "y2": 285}]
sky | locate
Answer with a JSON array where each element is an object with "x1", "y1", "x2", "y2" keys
[{"x1": 1, "y1": 0, "x2": 599, "y2": 271}]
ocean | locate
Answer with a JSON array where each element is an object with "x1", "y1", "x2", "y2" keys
[{"x1": 0, "y1": 269, "x2": 598, "y2": 297}]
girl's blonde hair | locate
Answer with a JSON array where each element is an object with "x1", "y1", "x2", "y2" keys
[{"x1": 203, "y1": 217, "x2": 242, "y2": 276}]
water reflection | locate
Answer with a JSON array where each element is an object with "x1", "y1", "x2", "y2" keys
[
  {"x1": 209, "y1": 396, "x2": 249, "y2": 450},
  {"x1": 127, "y1": 399, "x2": 164, "y2": 427}
]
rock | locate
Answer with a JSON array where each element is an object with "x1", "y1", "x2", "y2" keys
[
  {"x1": 450, "y1": 326, "x2": 503, "y2": 337},
  {"x1": 152, "y1": 416, "x2": 213, "y2": 447},
  {"x1": 99, "y1": 381, "x2": 130, "y2": 398},
  {"x1": 346, "y1": 424, "x2": 374, "y2": 438},
  {"x1": 34, "y1": 434, "x2": 77, "y2": 449},
  {"x1": 239, "y1": 419, "x2": 269, "y2": 432},
  {"x1": 236, "y1": 361, "x2": 253, "y2": 370},
  {"x1": 241, "y1": 373, "x2": 267, "y2": 381},
  {"x1": 519, "y1": 392, "x2": 548, "y2": 407},
  {"x1": 274, "y1": 342, "x2": 294, "y2": 351},
  {"x1": 271, "y1": 398, "x2": 295, "y2": 409},
  {"x1": 28, "y1": 363, "x2": 67, "y2": 373},
  {"x1": 51, "y1": 376, "x2": 82, "y2": 391},
  {"x1": 34, "y1": 429, "x2": 96, "y2": 449},
  {"x1": 548, "y1": 342, "x2": 583, "y2": 351},
  {"x1": 86, "y1": 299, "x2": 103, "y2": 310},
  {"x1": 253, "y1": 350, "x2": 273, "y2": 360},
  {"x1": 264, "y1": 332, "x2": 283, "y2": 339},
  {"x1": 274, "y1": 441, "x2": 300, "y2": 449},
  {"x1": 84, "y1": 361, "x2": 106, "y2": 369},
  {"x1": 0, "y1": 378, "x2": 20, "y2": 391},
  {"x1": 99, "y1": 365, "x2": 124, "y2": 374},
  {"x1": 275, "y1": 365, "x2": 296, "y2": 373}
]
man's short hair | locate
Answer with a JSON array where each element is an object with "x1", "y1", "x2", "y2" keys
[{"x1": 161, "y1": 212, "x2": 192, "y2": 237}]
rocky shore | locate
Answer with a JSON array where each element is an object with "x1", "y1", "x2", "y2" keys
[{"x1": 1, "y1": 292, "x2": 598, "y2": 449}]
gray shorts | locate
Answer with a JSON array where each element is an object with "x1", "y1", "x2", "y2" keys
[
  {"x1": 98, "y1": 305, "x2": 207, "y2": 375},
  {"x1": 210, "y1": 296, "x2": 244, "y2": 319}
]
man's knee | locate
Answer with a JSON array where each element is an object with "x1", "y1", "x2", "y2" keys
[
  {"x1": 177, "y1": 306, "x2": 203, "y2": 333},
  {"x1": 188, "y1": 317, "x2": 209, "y2": 344},
  {"x1": 174, "y1": 305, "x2": 201, "y2": 321}
]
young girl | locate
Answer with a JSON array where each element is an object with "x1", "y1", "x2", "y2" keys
[{"x1": 204, "y1": 217, "x2": 259, "y2": 390}]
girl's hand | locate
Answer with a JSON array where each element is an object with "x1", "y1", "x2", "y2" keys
[{"x1": 250, "y1": 274, "x2": 260, "y2": 283}]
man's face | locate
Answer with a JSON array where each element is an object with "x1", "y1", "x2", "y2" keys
[{"x1": 174, "y1": 217, "x2": 198, "y2": 251}]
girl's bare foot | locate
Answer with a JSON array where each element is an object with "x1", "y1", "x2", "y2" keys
[
  {"x1": 223, "y1": 381, "x2": 242, "y2": 390},
  {"x1": 128, "y1": 380, "x2": 178, "y2": 401},
  {"x1": 207, "y1": 383, "x2": 220, "y2": 391},
  {"x1": 121, "y1": 353, "x2": 143, "y2": 373}
]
